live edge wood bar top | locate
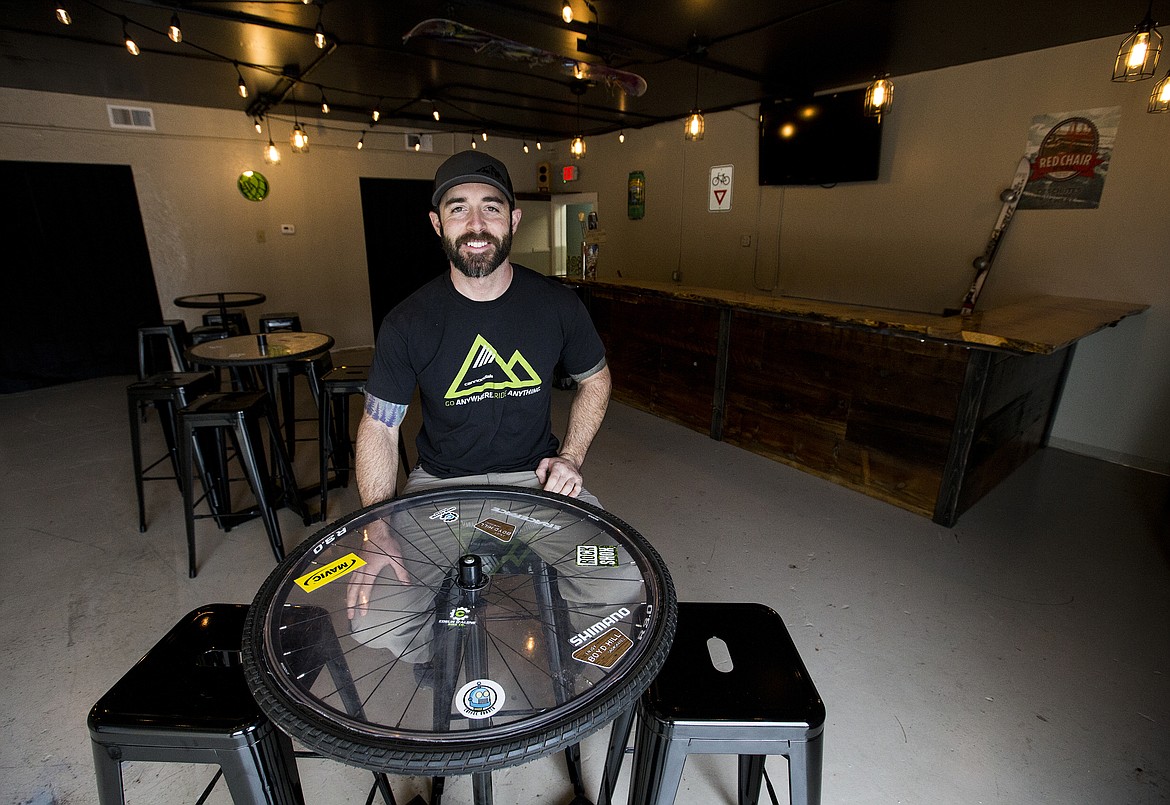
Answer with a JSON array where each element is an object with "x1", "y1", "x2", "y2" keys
[{"x1": 570, "y1": 279, "x2": 1147, "y2": 526}]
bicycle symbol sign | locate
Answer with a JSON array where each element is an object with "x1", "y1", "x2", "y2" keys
[{"x1": 708, "y1": 164, "x2": 733, "y2": 212}]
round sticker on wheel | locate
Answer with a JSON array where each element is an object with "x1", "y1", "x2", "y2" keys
[{"x1": 455, "y1": 679, "x2": 505, "y2": 720}]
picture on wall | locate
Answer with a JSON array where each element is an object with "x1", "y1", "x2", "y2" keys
[{"x1": 1019, "y1": 106, "x2": 1119, "y2": 210}]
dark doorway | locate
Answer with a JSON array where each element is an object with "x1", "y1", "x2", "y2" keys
[
  {"x1": 359, "y1": 178, "x2": 447, "y2": 338},
  {"x1": 0, "y1": 161, "x2": 162, "y2": 393}
]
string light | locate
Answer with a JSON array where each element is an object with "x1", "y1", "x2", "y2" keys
[
  {"x1": 471, "y1": 136, "x2": 477, "y2": 149},
  {"x1": 357, "y1": 132, "x2": 365, "y2": 150},
  {"x1": 235, "y1": 63, "x2": 248, "y2": 99},
  {"x1": 263, "y1": 117, "x2": 281, "y2": 164},
  {"x1": 536, "y1": 140, "x2": 542, "y2": 150},
  {"x1": 320, "y1": 88, "x2": 330, "y2": 114},
  {"x1": 570, "y1": 135, "x2": 586, "y2": 158},
  {"x1": 481, "y1": 131, "x2": 488, "y2": 141},
  {"x1": 1150, "y1": 69, "x2": 1170, "y2": 111},
  {"x1": 684, "y1": 62, "x2": 704, "y2": 141},
  {"x1": 253, "y1": 116, "x2": 263, "y2": 134},
  {"x1": 314, "y1": 5, "x2": 327, "y2": 49},
  {"x1": 371, "y1": 101, "x2": 381, "y2": 123},
  {"x1": 167, "y1": 13, "x2": 182, "y2": 43},
  {"x1": 618, "y1": 130, "x2": 625, "y2": 143},
  {"x1": 55, "y1": 5, "x2": 71, "y2": 25},
  {"x1": 523, "y1": 141, "x2": 530, "y2": 153},
  {"x1": 122, "y1": 19, "x2": 140, "y2": 56},
  {"x1": 562, "y1": 1, "x2": 573, "y2": 24},
  {"x1": 432, "y1": 102, "x2": 441, "y2": 121}
]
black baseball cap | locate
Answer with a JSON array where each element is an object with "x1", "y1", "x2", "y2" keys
[{"x1": 431, "y1": 150, "x2": 515, "y2": 208}]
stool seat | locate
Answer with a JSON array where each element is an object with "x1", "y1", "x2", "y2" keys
[
  {"x1": 87, "y1": 604, "x2": 304, "y2": 804},
  {"x1": 259, "y1": 312, "x2": 302, "y2": 333},
  {"x1": 137, "y1": 320, "x2": 190, "y2": 379},
  {"x1": 601, "y1": 602, "x2": 825, "y2": 805}
]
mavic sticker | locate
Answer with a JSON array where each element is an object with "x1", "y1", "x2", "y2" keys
[{"x1": 294, "y1": 553, "x2": 367, "y2": 593}]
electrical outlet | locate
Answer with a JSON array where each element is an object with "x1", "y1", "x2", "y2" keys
[
  {"x1": 671, "y1": 270, "x2": 681, "y2": 282},
  {"x1": 280, "y1": 224, "x2": 296, "y2": 235}
]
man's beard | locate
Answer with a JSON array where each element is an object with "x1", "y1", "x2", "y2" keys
[{"x1": 441, "y1": 228, "x2": 512, "y2": 279}]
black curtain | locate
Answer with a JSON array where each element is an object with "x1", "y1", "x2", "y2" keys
[{"x1": 0, "y1": 161, "x2": 162, "y2": 393}]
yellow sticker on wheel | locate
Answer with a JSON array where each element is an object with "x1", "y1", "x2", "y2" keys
[{"x1": 295, "y1": 553, "x2": 367, "y2": 593}]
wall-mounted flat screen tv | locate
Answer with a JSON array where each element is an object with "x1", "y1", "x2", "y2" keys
[{"x1": 759, "y1": 88, "x2": 883, "y2": 186}]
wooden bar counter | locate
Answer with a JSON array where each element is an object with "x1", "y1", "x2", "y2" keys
[{"x1": 571, "y1": 279, "x2": 1147, "y2": 526}]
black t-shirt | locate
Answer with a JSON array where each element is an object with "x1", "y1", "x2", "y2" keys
[{"x1": 367, "y1": 265, "x2": 605, "y2": 478}]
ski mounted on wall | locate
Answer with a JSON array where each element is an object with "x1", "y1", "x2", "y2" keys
[{"x1": 958, "y1": 156, "x2": 1032, "y2": 316}]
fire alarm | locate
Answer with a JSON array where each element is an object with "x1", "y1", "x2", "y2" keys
[{"x1": 562, "y1": 165, "x2": 579, "y2": 182}]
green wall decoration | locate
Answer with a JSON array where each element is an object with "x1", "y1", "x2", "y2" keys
[{"x1": 237, "y1": 170, "x2": 269, "y2": 201}]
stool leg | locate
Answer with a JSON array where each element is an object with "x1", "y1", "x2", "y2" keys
[
  {"x1": 319, "y1": 389, "x2": 332, "y2": 517},
  {"x1": 128, "y1": 393, "x2": 148, "y2": 533},
  {"x1": 179, "y1": 419, "x2": 200, "y2": 578},
  {"x1": 90, "y1": 741, "x2": 126, "y2": 805},
  {"x1": 628, "y1": 716, "x2": 684, "y2": 805},
  {"x1": 738, "y1": 755, "x2": 764, "y2": 805},
  {"x1": 279, "y1": 371, "x2": 297, "y2": 460},
  {"x1": 262, "y1": 400, "x2": 313, "y2": 527},
  {"x1": 788, "y1": 733, "x2": 823, "y2": 805},
  {"x1": 598, "y1": 707, "x2": 636, "y2": 805},
  {"x1": 232, "y1": 416, "x2": 286, "y2": 563},
  {"x1": 215, "y1": 721, "x2": 304, "y2": 805}
]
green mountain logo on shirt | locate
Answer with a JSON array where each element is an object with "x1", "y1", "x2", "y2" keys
[{"x1": 446, "y1": 334, "x2": 541, "y2": 399}]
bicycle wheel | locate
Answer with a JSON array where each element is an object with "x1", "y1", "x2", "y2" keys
[{"x1": 243, "y1": 485, "x2": 675, "y2": 776}]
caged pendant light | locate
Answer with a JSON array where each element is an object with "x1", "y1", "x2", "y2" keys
[{"x1": 1113, "y1": 1, "x2": 1162, "y2": 81}]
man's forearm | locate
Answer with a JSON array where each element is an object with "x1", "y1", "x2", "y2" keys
[
  {"x1": 355, "y1": 413, "x2": 401, "y2": 506},
  {"x1": 559, "y1": 364, "x2": 611, "y2": 467}
]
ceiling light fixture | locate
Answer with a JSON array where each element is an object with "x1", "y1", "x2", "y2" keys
[
  {"x1": 55, "y1": 5, "x2": 71, "y2": 25},
  {"x1": 684, "y1": 56, "x2": 705, "y2": 141},
  {"x1": 863, "y1": 75, "x2": 894, "y2": 119},
  {"x1": 263, "y1": 117, "x2": 281, "y2": 164},
  {"x1": 1114, "y1": 1, "x2": 1162, "y2": 81},
  {"x1": 167, "y1": 13, "x2": 182, "y2": 43},
  {"x1": 235, "y1": 63, "x2": 248, "y2": 98},
  {"x1": 571, "y1": 89, "x2": 587, "y2": 158},
  {"x1": 1150, "y1": 69, "x2": 1170, "y2": 111},
  {"x1": 562, "y1": 1, "x2": 573, "y2": 24},
  {"x1": 122, "y1": 19, "x2": 140, "y2": 56}
]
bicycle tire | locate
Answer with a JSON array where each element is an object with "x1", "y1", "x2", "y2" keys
[{"x1": 243, "y1": 485, "x2": 676, "y2": 776}]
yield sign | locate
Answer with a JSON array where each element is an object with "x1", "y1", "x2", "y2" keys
[{"x1": 708, "y1": 165, "x2": 733, "y2": 212}]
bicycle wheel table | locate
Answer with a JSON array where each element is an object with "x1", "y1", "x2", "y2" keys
[{"x1": 242, "y1": 485, "x2": 675, "y2": 803}]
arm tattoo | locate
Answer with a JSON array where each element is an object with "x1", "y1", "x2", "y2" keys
[{"x1": 364, "y1": 393, "x2": 408, "y2": 427}]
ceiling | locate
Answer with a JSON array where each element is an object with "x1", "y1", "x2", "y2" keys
[{"x1": 0, "y1": 0, "x2": 1153, "y2": 142}]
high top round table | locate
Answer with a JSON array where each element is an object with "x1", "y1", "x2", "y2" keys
[
  {"x1": 241, "y1": 486, "x2": 677, "y2": 805},
  {"x1": 186, "y1": 331, "x2": 334, "y2": 523},
  {"x1": 174, "y1": 291, "x2": 267, "y2": 330}
]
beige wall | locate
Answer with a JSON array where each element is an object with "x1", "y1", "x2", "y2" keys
[{"x1": 1, "y1": 32, "x2": 1166, "y2": 471}]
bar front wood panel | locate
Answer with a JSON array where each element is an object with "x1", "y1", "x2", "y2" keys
[
  {"x1": 583, "y1": 286, "x2": 1089, "y2": 525},
  {"x1": 588, "y1": 290, "x2": 721, "y2": 434},
  {"x1": 722, "y1": 310, "x2": 968, "y2": 518}
]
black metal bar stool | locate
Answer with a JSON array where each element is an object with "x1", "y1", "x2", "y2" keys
[
  {"x1": 87, "y1": 604, "x2": 304, "y2": 805},
  {"x1": 599, "y1": 602, "x2": 825, "y2": 805},
  {"x1": 136, "y1": 320, "x2": 190, "y2": 379},
  {"x1": 317, "y1": 365, "x2": 411, "y2": 518},
  {"x1": 178, "y1": 391, "x2": 305, "y2": 578},
  {"x1": 202, "y1": 308, "x2": 252, "y2": 334},
  {"x1": 126, "y1": 371, "x2": 219, "y2": 532},
  {"x1": 259, "y1": 313, "x2": 326, "y2": 460}
]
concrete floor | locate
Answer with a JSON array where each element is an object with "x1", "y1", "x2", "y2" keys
[{"x1": 1, "y1": 371, "x2": 1167, "y2": 805}]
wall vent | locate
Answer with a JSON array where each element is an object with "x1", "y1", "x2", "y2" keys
[
  {"x1": 107, "y1": 105, "x2": 156, "y2": 130},
  {"x1": 405, "y1": 133, "x2": 434, "y2": 152}
]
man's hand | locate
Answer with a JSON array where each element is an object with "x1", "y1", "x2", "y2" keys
[
  {"x1": 346, "y1": 519, "x2": 411, "y2": 619},
  {"x1": 535, "y1": 454, "x2": 584, "y2": 497}
]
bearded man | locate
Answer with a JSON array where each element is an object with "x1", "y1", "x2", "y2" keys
[{"x1": 348, "y1": 151, "x2": 612, "y2": 615}]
